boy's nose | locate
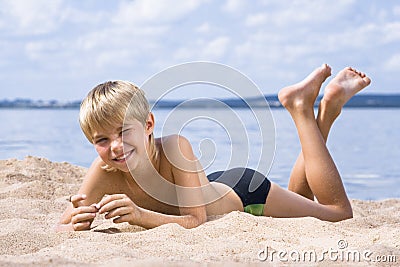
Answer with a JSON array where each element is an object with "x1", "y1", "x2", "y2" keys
[{"x1": 110, "y1": 137, "x2": 123, "y2": 151}]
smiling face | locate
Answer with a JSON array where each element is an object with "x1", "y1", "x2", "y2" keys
[
  {"x1": 92, "y1": 115, "x2": 155, "y2": 172},
  {"x1": 79, "y1": 81, "x2": 158, "y2": 172}
]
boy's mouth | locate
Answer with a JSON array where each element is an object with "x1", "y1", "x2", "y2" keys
[{"x1": 112, "y1": 149, "x2": 134, "y2": 163}]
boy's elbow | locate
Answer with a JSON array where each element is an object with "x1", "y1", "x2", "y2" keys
[
  {"x1": 341, "y1": 203, "x2": 353, "y2": 221},
  {"x1": 342, "y1": 208, "x2": 353, "y2": 220},
  {"x1": 331, "y1": 207, "x2": 353, "y2": 222},
  {"x1": 185, "y1": 214, "x2": 207, "y2": 229},
  {"x1": 198, "y1": 213, "x2": 207, "y2": 226}
]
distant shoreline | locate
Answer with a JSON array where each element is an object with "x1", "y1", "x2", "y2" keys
[{"x1": 1, "y1": 94, "x2": 400, "y2": 109}]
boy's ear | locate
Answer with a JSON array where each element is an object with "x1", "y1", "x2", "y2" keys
[{"x1": 145, "y1": 112, "x2": 155, "y2": 134}]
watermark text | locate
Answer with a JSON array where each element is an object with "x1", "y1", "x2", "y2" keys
[{"x1": 258, "y1": 240, "x2": 397, "y2": 263}]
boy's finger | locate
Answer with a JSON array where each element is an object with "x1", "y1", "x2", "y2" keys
[
  {"x1": 71, "y1": 212, "x2": 96, "y2": 224},
  {"x1": 96, "y1": 194, "x2": 125, "y2": 210},
  {"x1": 71, "y1": 205, "x2": 98, "y2": 216},
  {"x1": 72, "y1": 221, "x2": 91, "y2": 231},
  {"x1": 70, "y1": 194, "x2": 87, "y2": 208},
  {"x1": 98, "y1": 199, "x2": 126, "y2": 214},
  {"x1": 91, "y1": 203, "x2": 101, "y2": 210}
]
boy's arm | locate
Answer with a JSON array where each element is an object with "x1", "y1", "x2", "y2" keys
[
  {"x1": 56, "y1": 194, "x2": 97, "y2": 231},
  {"x1": 138, "y1": 136, "x2": 208, "y2": 228},
  {"x1": 136, "y1": 206, "x2": 206, "y2": 229},
  {"x1": 56, "y1": 157, "x2": 109, "y2": 231},
  {"x1": 97, "y1": 193, "x2": 206, "y2": 229},
  {"x1": 163, "y1": 135, "x2": 207, "y2": 227}
]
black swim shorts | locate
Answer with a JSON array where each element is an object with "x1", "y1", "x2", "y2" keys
[{"x1": 207, "y1": 167, "x2": 271, "y2": 216}]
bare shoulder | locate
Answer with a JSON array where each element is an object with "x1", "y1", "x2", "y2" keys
[
  {"x1": 159, "y1": 134, "x2": 190, "y2": 144},
  {"x1": 158, "y1": 134, "x2": 200, "y2": 176},
  {"x1": 80, "y1": 157, "x2": 126, "y2": 198},
  {"x1": 86, "y1": 157, "x2": 118, "y2": 181},
  {"x1": 159, "y1": 134, "x2": 194, "y2": 154}
]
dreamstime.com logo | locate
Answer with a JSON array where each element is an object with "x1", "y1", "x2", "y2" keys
[{"x1": 257, "y1": 239, "x2": 398, "y2": 263}]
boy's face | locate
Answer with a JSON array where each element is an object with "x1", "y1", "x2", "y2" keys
[{"x1": 92, "y1": 114, "x2": 154, "y2": 172}]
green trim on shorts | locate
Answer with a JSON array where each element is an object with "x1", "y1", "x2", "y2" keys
[{"x1": 243, "y1": 204, "x2": 264, "y2": 216}]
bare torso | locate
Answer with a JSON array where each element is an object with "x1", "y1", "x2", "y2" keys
[{"x1": 101, "y1": 137, "x2": 243, "y2": 217}]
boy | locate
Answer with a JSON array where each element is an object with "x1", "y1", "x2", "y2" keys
[{"x1": 57, "y1": 64, "x2": 371, "y2": 231}]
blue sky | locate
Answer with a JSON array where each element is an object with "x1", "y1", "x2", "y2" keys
[{"x1": 0, "y1": 0, "x2": 399, "y2": 101}]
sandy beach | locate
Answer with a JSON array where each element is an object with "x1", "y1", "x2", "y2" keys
[{"x1": 0, "y1": 156, "x2": 398, "y2": 266}]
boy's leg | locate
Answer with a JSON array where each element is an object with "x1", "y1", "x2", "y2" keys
[
  {"x1": 264, "y1": 65, "x2": 370, "y2": 221},
  {"x1": 287, "y1": 108, "x2": 330, "y2": 200},
  {"x1": 287, "y1": 67, "x2": 371, "y2": 200}
]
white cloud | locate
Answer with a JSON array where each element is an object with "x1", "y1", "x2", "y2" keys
[
  {"x1": 77, "y1": 25, "x2": 167, "y2": 51},
  {"x1": 79, "y1": 0, "x2": 209, "y2": 71},
  {"x1": 173, "y1": 47, "x2": 195, "y2": 61},
  {"x1": 73, "y1": 26, "x2": 167, "y2": 70},
  {"x1": 196, "y1": 22, "x2": 211, "y2": 34},
  {"x1": 112, "y1": 0, "x2": 204, "y2": 26},
  {"x1": 25, "y1": 41, "x2": 52, "y2": 60},
  {"x1": 381, "y1": 22, "x2": 400, "y2": 43},
  {"x1": 394, "y1": 5, "x2": 400, "y2": 16},
  {"x1": 202, "y1": 36, "x2": 230, "y2": 59},
  {"x1": 257, "y1": 0, "x2": 356, "y2": 27},
  {"x1": 222, "y1": 0, "x2": 246, "y2": 14},
  {"x1": 172, "y1": 36, "x2": 230, "y2": 61},
  {"x1": 322, "y1": 21, "x2": 400, "y2": 49},
  {"x1": 0, "y1": 0, "x2": 64, "y2": 35},
  {"x1": 245, "y1": 13, "x2": 267, "y2": 27},
  {"x1": 383, "y1": 53, "x2": 400, "y2": 70},
  {"x1": 60, "y1": 6, "x2": 107, "y2": 25}
]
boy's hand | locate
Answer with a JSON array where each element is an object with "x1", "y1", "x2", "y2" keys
[
  {"x1": 97, "y1": 194, "x2": 141, "y2": 225},
  {"x1": 70, "y1": 194, "x2": 98, "y2": 231}
]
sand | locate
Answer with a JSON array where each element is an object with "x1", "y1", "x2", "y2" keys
[{"x1": 0, "y1": 156, "x2": 398, "y2": 266}]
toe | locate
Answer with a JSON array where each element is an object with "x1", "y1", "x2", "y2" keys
[{"x1": 363, "y1": 76, "x2": 371, "y2": 85}]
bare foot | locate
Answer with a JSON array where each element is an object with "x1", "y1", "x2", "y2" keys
[
  {"x1": 316, "y1": 67, "x2": 371, "y2": 136},
  {"x1": 322, "y1": 67, "x2": 371, "y2": 108},
  {"x1": 278, "y1": 64, "x2": 332, "y2": 112}
]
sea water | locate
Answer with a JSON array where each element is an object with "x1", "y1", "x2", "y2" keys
[{"x1": 0, "y1": 108, "x2": 399, "y2": 200}]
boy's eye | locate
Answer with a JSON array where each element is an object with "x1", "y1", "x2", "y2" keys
[
  {"x1": 94, "y1": 138, "x2": 107, "y2": 144},
  {"x1": 121, "y1": 128, "x2": 131, "y2": 136}
]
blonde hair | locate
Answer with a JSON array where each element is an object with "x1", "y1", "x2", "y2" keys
[{"x1": 79, "y1": 81, "x2": 158, "y2": 170}]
